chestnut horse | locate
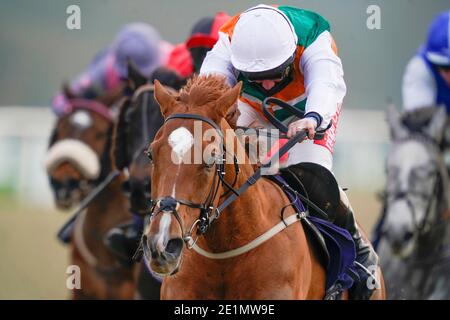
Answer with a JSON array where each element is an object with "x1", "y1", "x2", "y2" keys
[
  {"x1": 45, "y1": 91, "x2": 138, "y2": 299},
  {"x1": 143, "y1": 75, "x2": 385, "y2": 299}
]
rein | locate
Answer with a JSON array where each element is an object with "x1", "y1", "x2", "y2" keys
[{"x1": 57, "y1": 170, "x2": 120, "y2": 242}]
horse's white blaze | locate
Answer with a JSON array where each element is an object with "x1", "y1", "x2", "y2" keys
[
  {"x1": 70, "y1": 110, "x2": 92, "y2": 129},
  {"x1": 168, "y1": 127, "x2": 194, "y2": 162},
  {"x1": 168, "y1": 127, "x2": 192, "y2": 197},
  {"x1": 171, "y1": 166, "x2": 181, "y2": 197},
  {"x1": 171, "y1": 184, "x2": 177, "y2": 198},
  {"x1": 156, "y1": 212, "x2": 172, "y2": 252}
]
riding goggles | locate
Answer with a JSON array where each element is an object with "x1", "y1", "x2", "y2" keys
[
  {"x1": 433, "y1": 62, "x2": 450, "y2": 71},
  {"x1": 239, "y1": 54, "x2": 295, "y2": 82}
]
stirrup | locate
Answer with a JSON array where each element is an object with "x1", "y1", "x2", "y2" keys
[
  {"x1": 324, "y1": 282, "x2": 344, "y2": 300},
  {"x1": 349, "y1": 252, "x2": 379, "y2": 300}
]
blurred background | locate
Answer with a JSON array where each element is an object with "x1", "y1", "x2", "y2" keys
[{"x1": 0, "y1": 0, "x2": 448, "y2": 299}]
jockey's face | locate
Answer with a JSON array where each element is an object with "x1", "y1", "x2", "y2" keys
[
  {"x1": 242, "y1": 62, "x2": 293, "y2": 91},
  {"x1": 437, "y1": 65, "x2": 450, "y2": 86}
]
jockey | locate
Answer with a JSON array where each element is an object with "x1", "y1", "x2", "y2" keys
[
  {"x1": 186, "y1": 12, "x2": 231, "y2": 74},
  {"x1": 199, "y1": 4, "x2": 378, "y2": 299},
  {"x1": 150, "y1": 12, "x2": 231, "y2": 86},
  {"x1": 51, "y1": 22, "x2": 171, "y2": 116},
  {"x1": 403, "y1": 10, "x2": 450, "y2": 113},
  {"x1": 51, "y1": 23, "x2": 169, "y2": 249}
]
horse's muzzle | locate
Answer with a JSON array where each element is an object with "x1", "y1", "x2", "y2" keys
[
  {"x1": 143, "y1": 234, "x2": 184, "y2": 275},
  {"x1": 51, "y1": 177, "x2": 84, "y2": 209}
]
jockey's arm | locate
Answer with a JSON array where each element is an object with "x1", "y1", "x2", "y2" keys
[
  {"x1": 300, "y1": 31, "x2": 347, "y2": 131},
  {"x1": 402, "y1": 56, "x2": 436, "y2": 110},
  {"x1": 200, "y1": 32, "x2": 238, "y2": 85}
]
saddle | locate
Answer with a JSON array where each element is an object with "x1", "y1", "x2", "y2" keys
[{"x1": 267, "y1": 163, "x2": 357, "y2": 293}]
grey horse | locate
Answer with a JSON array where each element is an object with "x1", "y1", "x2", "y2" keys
[{"x1": 375, "y1": 106, "x2": 450, "y2": 299}]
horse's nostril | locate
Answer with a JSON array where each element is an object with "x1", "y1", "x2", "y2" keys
[
  {"x1": 143, "y1": 235, "x2": 160, "y2": 259},
  {"x1": 165, "y1": 238, "x2": 183, "y2": 256}
]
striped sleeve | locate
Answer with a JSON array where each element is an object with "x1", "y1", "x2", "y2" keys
[
  {"x1": 301, "y1": 31, "x2": 346, "y2": 130},
  {"x1": 199, "y1": 32, "x2": 238, "y2": 85}
]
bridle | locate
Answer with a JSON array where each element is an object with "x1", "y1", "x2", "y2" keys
[
  {"x1": 389, "y1": 171, "x2": 440, "y2": 236},
  {"x1": 141, "y1": 97, "x2": 314, "y2": 261},
  {"x1": 51, "y1": 99, "x2": 116, "y2": 196},
  {"x1": 149, "y1": 113, "x2": 240, "y2": 247},
  {"x1": 66, "y1": 98, "x2": 115, "y2": 123},
  {"x1": 147, "y1": 107, "x2": 309, "y2": 253}
]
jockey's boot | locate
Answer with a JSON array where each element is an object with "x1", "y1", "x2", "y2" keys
[
  {"x1": 335, "y1": 189, "x2": 380, "y2": 300},
  {"x1": 104, "y1": 216, "x2": 143, "y2": 267}
]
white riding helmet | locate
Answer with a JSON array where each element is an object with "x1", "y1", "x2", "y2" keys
[{"x1": 230, "y1": 5, "x2": 298, "y2": 73}]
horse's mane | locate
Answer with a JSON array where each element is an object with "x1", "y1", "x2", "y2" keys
[{"x1": 179, "y1": 74, "x2": 230, "y2": 108}]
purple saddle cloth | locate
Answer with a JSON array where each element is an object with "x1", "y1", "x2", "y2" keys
[{"x1": 271, "y1": 175, "x2": 357, "y2": 291}]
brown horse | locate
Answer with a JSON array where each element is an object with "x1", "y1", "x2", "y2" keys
[
  {"x1": 143, "y1": 75, "x2": 385, "y2": 299},
  {"x1": 45, "y1": 91, "x2": 138, "y2": 299}
]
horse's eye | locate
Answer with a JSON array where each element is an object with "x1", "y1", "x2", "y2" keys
[
  {"x1": 96, "y1": 131, "x2": 107, "y2": 140},
  {"x1": 146, "y1": 148, "x2": 153, "y2": 162}
]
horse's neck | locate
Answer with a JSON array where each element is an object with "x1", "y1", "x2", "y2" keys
[
  {"x1": 418, "y1": 155, "x2": 450, "y2": 254},
  {"x1": 83, "y1": 175, "x2": 129, "y2": 249},
  {"x1": 203, "y1": 126, "x2": 286, "y2": 251},
  {"x1": 222, "y1": 123, "x2": 266, "y2": 218},
  {"x1": 88, "y1": 175, "x2": 128, "y2": 220}
]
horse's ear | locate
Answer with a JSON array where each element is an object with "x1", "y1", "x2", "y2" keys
[
  {"x1": 62, "y1": 82, "x2": 76, "y2": 99},
  {"x1": 154, "y1": 79, "x2": 177, "y2": 118},
  {"x1": 425, "y1": 106, "x2": 447, "y2": 143},
  {"x1": 215, "y1": 81, "x2": 242, "y2": 119},
  {"x1": 386, "y1": 104, "x2": 408, "y2": 140},
  {"x1": 151, "y1": 67, "x2": 187, "y2": 91},
  {"x1": 127, "y1": 58, "x2": 147, "y2": 90}
]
